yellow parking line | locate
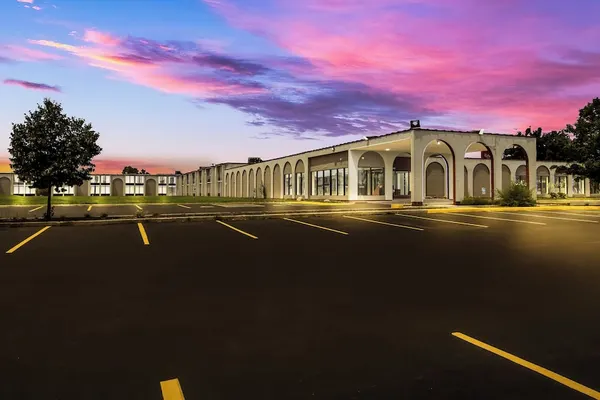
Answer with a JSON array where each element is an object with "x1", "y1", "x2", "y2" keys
[
  {"x1": 87, "y1": 205, "x2": 92, "y2": 212},
  {"x1": 160, "y1": 378, "x2": 185, "y2": 400},
  {"x1": 28, "y1": 206, "x2": 44, "y2": 213},
  {"x1": 451, "y1": 213, "x2": 546, "y2": 226},
  {"x1": 216, "y1": 220, "x2": 258, "y2": 239},
  {"x1": 452, "y1": 332, "x2": 600, "y2": 399},
  {"x1": 344, "y1": 215, "x2": 423, "y2": 231},
  {"x1": 137, "y1": 222, "x2": 150, "y2": 245},
  {"x1": 499, "y1": 212, "x2": 598, "y2": 224},
  {"x1": 177, "y1": 204, "x2": 191, "y2": 209},
  {"x1": 6, "y1": 226, "x2": 51, "y2": 254},
  {"x1": 134, "y1": 204, "x2": 143, "y2": 211},
  {"x1": 284, "y1": 217, "x2": 349, "y2": 235},
  {"x1": 396, "y1": 213, "x2": 488, "y2": 228}
]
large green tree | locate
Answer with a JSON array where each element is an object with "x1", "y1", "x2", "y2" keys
[
  {"x1": 502, "y1": 126, "x2": 574, "y2": 161},
  {"x1": 557, "y1": 98, "x2": 600, "y2": 182},
  {"x1": 9, "y1": 98, "x2": 101, "y2": 220}
]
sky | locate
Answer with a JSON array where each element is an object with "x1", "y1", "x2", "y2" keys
[{"x1": 1, "y1": 0, "x2": 599, "y2": 174}]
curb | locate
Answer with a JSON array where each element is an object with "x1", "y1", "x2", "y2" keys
[
  {"x1": 0, "y1": 208, "x2": 397, "y2": 228},
  {"x1": 426, "y1": 205, "x2": 600, "y2": 213}
]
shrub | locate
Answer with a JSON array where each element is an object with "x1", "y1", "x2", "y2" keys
[
  {"x1": 460, "y1": 196, "x2": 494, "y2": 205},
  {"x1": 496, "y1": 182, "x2": 536, "y2": 207},
  {"x1": 558, "y1": 192, "x2": 567, "y2": 199},
  {"x1": 549, "y1": 192, "x2": 558, "y2": 199},
  {"x1": 135, "y1": 210, "x2": 145, "y2": 218}
]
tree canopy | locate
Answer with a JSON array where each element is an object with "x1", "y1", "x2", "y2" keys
[
  {"x1": 122, "y1": 166, "x2": 150, "y2": 174},
  {"x1": 502, "y1": 126, "x2": 574, "y2": 161},
  {"x1": 9, "y1": 98, "x2": 101, "y2": 219}
]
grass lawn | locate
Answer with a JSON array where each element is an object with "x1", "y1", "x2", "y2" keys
[{"x1": 0, "y1": 196, "x2": 285, "y2": 205}]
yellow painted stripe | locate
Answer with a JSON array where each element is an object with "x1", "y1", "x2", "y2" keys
[
  {"x1": 160, "y1": 378, "x2": 185, "y2": 400},
  {"x1": 344, "y1": 215, "x2": 424, "y2": 231},
  {"x1": 137, "y1": 222, "x2": 150, "y2": 245},
  {"x1": 216, "y1": 220, "x2": 258, "y2": 239},
  {"x1": 396, "y1": 213, "x2": 488, "y2": 228},
  {"x1": 452, "y1": 332, "x2": 600, "y2": 399},
  {"x1": 28, "y1": 205, "x2": 44, "y2": 213},
  {"x1": 6, "y1": 226, "x2": 51, "y2": 254},
  {"x1": 177, "y1": 204, "x2": 191, "y2": 209},
  {"x1": 284, "y1": 217, "x2": 349, "y2": 235},
  {"x1": 451, "y1": 212, "x2": 546, "y2": 226},
  {"x1": 87, "y1": 205, "x2": 92, "y2": 211},
  {"x1": 499, "y1": 212, "x2": 598, "y2": 224},
  {"x1": 134, "y1": 204, "x2": 143, "y2": 211}
]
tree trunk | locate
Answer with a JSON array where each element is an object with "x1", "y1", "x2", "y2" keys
[{"x1": 46, "y1": 183, "x2": 52, "y2": 221}]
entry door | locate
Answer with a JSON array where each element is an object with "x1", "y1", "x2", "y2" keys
[{"x1": 394, "y1": 171, "x2": 410, "y2": 198}]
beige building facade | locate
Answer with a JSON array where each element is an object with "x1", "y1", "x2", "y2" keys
[{"x1": 180, "y1": 127, "x2": 599, "y2": 204}]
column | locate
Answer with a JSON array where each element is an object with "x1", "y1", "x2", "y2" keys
[
  {"x1": 410, "y1": 137, "x2": 424, "y2": 205},
  {"x1": 585, "y1": 178, "x2": 591, "y2": 197},
  {"x1": 549, "y1": 169, "x2": 556, "y2": 194},
  {"x1": 466, "y1": 166, "x2": 474, "y2": 198},
  {"x1": 567, "y1": 175, "x2": 574, "y2": 197},
  {"x1": 454, "y1": 157, "x2": 465, "y2": 203},
  {"x1": 492, "y1": 149, "x2": 503, "y2": 200},
  {"x1": 304, "y1": 158, "x2": 310, "y2": 199},
  {"x1": 348, "y1": 150, "x2": 359, "y2": 201},
  {"x1": 383, "y1": 153, "x2": 395, "y2": 201},
  {"x1": 528, "y1": 162, "x2": 537, "y2": 200}
]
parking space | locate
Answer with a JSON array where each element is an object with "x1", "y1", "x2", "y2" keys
[{"x1": 1, "y1": 210, "x2": 600, "y2": 399}]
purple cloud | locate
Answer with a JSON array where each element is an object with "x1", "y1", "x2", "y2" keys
[{"x1": 3, "y1": 79, "x2": 62, "y2": 92}]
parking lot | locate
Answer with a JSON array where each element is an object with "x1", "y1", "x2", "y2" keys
[{"x1": 1, "y1": 210, "x2": 600, "y2": 399}]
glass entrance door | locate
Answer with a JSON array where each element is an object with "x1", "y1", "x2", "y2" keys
[{"x1": 393, "y1": 171, "x2": 410, "y2": 198}]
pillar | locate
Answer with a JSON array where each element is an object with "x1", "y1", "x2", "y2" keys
[
  {"x1": 348, "y1": 150, "x2": 359, "y2": 201},
  {"x1": 410, "y1": 137, "x2": 425, "y2": 205},
  {"x1": 455, "y1": 157, "x2": 465, "y2": 203},
  {"x1": 492, "y1": 148, "x2": 503, "y2": 200},
  {"x1": 466, "y1": 165, "x2": 474, "y2": 197},
  {"x1": 585, "y1": 178, "x2": 591, "y2": 197}
]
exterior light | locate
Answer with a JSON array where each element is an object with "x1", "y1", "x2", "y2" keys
[
  {"x1": 385, "y1": 148, "x2": 390, "y2": 151},
  {"x1": 436, "y1": 140, "x2": 441, "y2": 145}
]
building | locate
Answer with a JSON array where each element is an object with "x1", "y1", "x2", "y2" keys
[
  {"x1": 180, "y1": 125, "x2": 599, "y2": 204},
  {"x1": 0, "y1": 173, "x2": 177, "y2": 196}
]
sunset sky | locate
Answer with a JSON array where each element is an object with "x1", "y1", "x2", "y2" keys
[{"x1": 1, "y1": 0, "x2": 599, "y2": 173}]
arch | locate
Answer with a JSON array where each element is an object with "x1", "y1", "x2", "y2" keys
[
  {"x1": 465, "y1": 141, "x2": 494, "y2": 198},
  {"x1": 423, "y1": 139, "x2": 455, "y2": 202},
  {"x1": 536, "y1": 165, "x2": 550, "y2": 196},
  {"x1": 426, "y1": 161, "x2": 445, "y2": 198},
  {"x1": 236, "y1": 171, "x2": 241, "y2": 197},
  {"x1": 111, "y1": 178, "x2": 124, "y2": 196},
  {"x1": 294, "y1": 160, "x2": 306, "y2": 197},
  {"x1": 264, "y1": 166, "x2": 272, "y2": 198},
  {"x1": 249, "y1": 169, "x2": 255, "y2": 198},
  {"x1": 502, "y1": 165, "x2": 511, "y2": 191},
  {"x1": 242, "y1": 170, "x2": 248, "y2": 197},
  {"x1": 283, "y1": 162, "x2": 292, "y2": 175},
  {"x1": 145, "y1": 178, "x2": 157, "y2": 196},
  {"x1": 503, "y1": 144, "x2": 530, "y2": 186},
  {"x1": 256, "y1": 168, "x2": 263, "y2": 198},
  {"x1": 516, "y1": 165, "x2": 528, "y2": 183},
  {"x1": 0, "y1": 177, "x2": 11, "y2": 196},
  {"x1": 473, "y1": 163, "x2": 491, "y2": 197},
  {"x1": 358, "y1": 151, "x2": 386, "y2": 196},
  {"x1": 273, "y1": 164, "x2": 282, "y2": 198}
]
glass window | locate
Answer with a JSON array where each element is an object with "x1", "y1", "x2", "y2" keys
[
  {"x1": 358, "y1": 168, "x2": 384, "y2": 196},
  {"x1": 591, "y1": 180, "x2": 600, "y2": 195},
  {"x1": 312, "y1": 171, "x2": 317, "y2": 196},
  {"x1": 295, "y1": 173, "x2": 304, "y2": 196},
  {"x1": 358, "y1": 168, "x2": 368, "y2": 196},
  {"x1": 573, "y1": 178, "x2": 585, "y2": 195},
  {"x1": 323, "y1": 170, "x2": 330, "y2": 196},
  {"x1": 331, "y1": 170, "x2": 337, "y2": 196},
  {"x1": 344, "y1": 168, "x2": 348, "y2": 196},
  {"x1": 338, "y1": 168, "x2": 345, "y2": 196},
  {"x1": 554, "y1": 176, "x2": 567, "y2": 194},
  {"x1": 317, "y1": 171, "x2": 324, "y2": 196},
  {"x1": 284, "y1": 173, "x2": 293, "y2": 195},
  {"x1": 537, "y1": 175, "x2": 549, "y2": 195}
]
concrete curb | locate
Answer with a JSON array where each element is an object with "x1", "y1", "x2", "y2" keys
[
  {"x1": 426, "y1": 205, "x2": 600, "y2": 213},
  {"x1": 0, "y1": 208, "x2": 397, "y2": 228}
]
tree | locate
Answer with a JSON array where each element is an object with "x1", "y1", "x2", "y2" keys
[
  {"x1": 140, "y1": 169, "x2": 149, "y2": 175},
  {"x1": 9, "y1": 98, "x2": 101, "y2": 220},
  {"x1": 122, "y1": 166, "x2": 139, "y2": 174},
  {"x1": 502, "y1": 126, "x2": 574, "y2": 161},
  {"x1": 552, "y1": 98, "x2": 600, "y2": 182}
]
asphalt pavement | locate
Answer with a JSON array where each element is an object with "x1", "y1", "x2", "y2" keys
[{"x1": 1, "y1": 210, "x2": 600, "y2": 399}]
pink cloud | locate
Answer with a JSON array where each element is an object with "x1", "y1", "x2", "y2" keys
[
  {"x1": 203, "y1": 0, "x2": 600, "y2": 133},
  {"x1": 32, "y1": 5, "x2": 41, "y2": 10},
  {"x1": 83, "y1": 29, "x2": 121, "y2": 46},
  {"x1": 28, "y1": 36, "x2": 268, "y2": 97},
  {"x1": 0, "y1": 45, "x2": 62, "y2": 61},
  {"x1": 17, "y1": 0, "x2": 34, "y2": 3},
  {"x1": 3, "y1": 79, "x2": 61, "y2": 92}
]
